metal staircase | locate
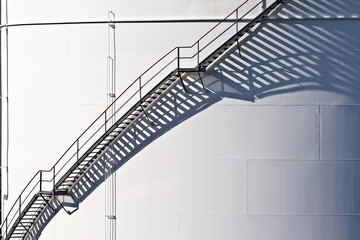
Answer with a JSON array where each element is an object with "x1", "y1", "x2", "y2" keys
[{"x1": 0, "y1": 0, "x2": 285, "y2": 239}]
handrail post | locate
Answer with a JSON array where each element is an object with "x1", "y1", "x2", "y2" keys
[
  {"x1": 139, "y1": 77, "x2": 142, "y2": 101},
  {"x1": 197, "y1": 42, "x2": 200, "y2": 67},
  {"x1": 105, "y1": 111, "x2": 107, "y2": 132},
  {"x1": 77, "y1": 139, "x2": 79, "y2": 161},
  {"x1": 40, "y1": 171, "x2": 42, "y2": 191},
  {"x1": 53, "y1": 167, "x2": 56, "y2": 195},
  {"x1": 236, "y1": 9, "x2": 239, "y2": 33},
  {"x1": 53, "y1": 166, "x2": 56, "y2": 191},
  {"x1": 18, "y1": 196, "x2": 21, "y2": 217},
  {"x1": 177, "y1": 47, "x2": 180, "y2": 69}
]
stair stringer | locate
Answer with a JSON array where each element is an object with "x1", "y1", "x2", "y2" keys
[{"x1": 1, "y1": 1, "x2": 288, "y2": 239}]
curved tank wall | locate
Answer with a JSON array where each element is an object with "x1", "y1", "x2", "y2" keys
[{"x1": 1, "y1": 0, "x2": 360, "y2": 239}]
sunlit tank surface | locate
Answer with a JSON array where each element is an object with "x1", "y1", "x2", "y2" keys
[{"x1": 1, "y1": 0, "x2": 360, "y2": 239}]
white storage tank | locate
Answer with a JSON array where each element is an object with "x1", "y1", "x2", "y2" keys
[{"x1": 1, "y1": 0, "x2": 359, "y2": 239}]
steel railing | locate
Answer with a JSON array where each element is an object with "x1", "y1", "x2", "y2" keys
[{"x1": 0, "y1": 0, "x2": 271, "y2": 238}]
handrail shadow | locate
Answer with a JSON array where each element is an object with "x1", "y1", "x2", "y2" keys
[
  {"x1": 65, "y1": 0, "x2": 360, "y2": 212},
  {"x1": 55, "y1": 1, "x2": 359, "y2": 226}
]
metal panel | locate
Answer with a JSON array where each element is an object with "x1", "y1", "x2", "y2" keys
[
  {"x1": 116, "y1": 157, "x2": 247, "y2": 214},
  {"x1": 179, "y1": 214, "x2": 360, "y2": 240},
  {"x1": 247, "y1": 160, "x2": 360, "y2": 214},
  {"x1": 321, "y1": 106, "x2": 360, "y2": 159}
]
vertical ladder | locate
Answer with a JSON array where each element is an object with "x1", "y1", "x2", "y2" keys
[{"x1": 105, "y1": 10, "x2": 117, "y2": 240}]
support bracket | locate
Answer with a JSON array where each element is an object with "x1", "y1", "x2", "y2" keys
[
  {"x1": 76, "y1": 165, "x2": 94, "y2": 184},
  {"x1": 20, "y1": 222, "x2": 35, "y2": 239},
  {"x1": 177, "y1": 72, "x2": 187, "y2": 93},
  {"x1": 197, "y1": 70, "x2": 207, "y2": 92},
  {"x1": 39, "y1": 194, "x2": 55, "y2": 212},
  {"x1": 140, "y1": 105, "x2": 153, "y2": 125},
  {"x1": 236, "y1": 38, "x2": 242, "y2": 59},
  {"x1": 54, "y1": 196, "x2": 79, "y2": 215}
]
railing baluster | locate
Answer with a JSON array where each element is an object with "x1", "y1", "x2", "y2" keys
[
  {"x1": 177, "y1": 47, "x2": 180, "y2": 69},
  {"x1": 139, "y1": 77, "x2": 142, "y2": 101},
  {"x1": 53, "y1": 167, "x2": 56, "y2": 195},
  {"x1": 18, "y1": 196, "x2": 21, "y2": 217},
  {"x1": 77, "y1": 139, "x2": 79, "y2": 161},
  {"x1": 105, "y1": 111, "x2": 107, "y2": 132},
  {"x1": 236, "y1": 9, "x2": 239, "y2": 33},
  {"x1": 40, "y1": 171, "x2": 42, "y2": 191},
  {"x1": 197, "y1": 42, "x2": 200, "y2": 67}
]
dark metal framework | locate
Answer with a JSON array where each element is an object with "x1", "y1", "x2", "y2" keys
[{"x1": 0, "y1": 0, "x2": 285, "y2": 239}]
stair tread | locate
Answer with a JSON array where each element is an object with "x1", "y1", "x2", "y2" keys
[{"x1": 4, "y1": 1, "x2": 285, "y2": 239}]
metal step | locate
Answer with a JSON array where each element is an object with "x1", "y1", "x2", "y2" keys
[{"x1": 1, "y1": 1, "x2": 286, "y2": 240}]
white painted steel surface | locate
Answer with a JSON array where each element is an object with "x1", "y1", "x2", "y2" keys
[{"x1": 1, "y1": 0, "x2": 360, "y2": 239}]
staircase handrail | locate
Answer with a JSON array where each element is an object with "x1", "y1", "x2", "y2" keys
[{"x1": 0, "y1": 0, "x2": 271, "y2": 238}]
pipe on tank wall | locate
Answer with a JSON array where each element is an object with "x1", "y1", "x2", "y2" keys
[{"x1": 0, "y1": 0, "x2": 3, "y2": 225}]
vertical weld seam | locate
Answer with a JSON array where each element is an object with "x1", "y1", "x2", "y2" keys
[
  {"x1": 318, "y1": 105, "x2": 321, "y2": 160},
  {"x1": 246, "y1": 159, "x2": 248, "y2": 214}
]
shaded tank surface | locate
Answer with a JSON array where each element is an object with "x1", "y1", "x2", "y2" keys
[{"x1": 2, "y1": 0, "x2": 360, "y2": 239}]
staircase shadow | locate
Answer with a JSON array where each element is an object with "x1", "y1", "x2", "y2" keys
[
  {"x1": 70, "y1": 0, "x2": 360, "y2": 212},
  {"x1": 219, "y1": 0, "x2": 360, "y2": 101},
  {"x1": 69, "y1": 75, "x2": 223, "y2": 202},
  {"x1": 30, "y1": 0, "x2": 360, "y2": 238}
]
